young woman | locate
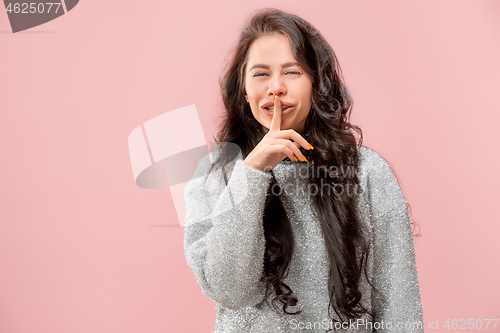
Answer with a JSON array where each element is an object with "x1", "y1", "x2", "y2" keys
[{"x1": 183, "y1": 8, "x2": 424, "y2": 333}]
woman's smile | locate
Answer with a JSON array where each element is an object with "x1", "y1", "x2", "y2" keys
[
  {"x1": 260, "y1": 100, "x2": 296, "y2": 116},
  {"x1": 261, "y1": 105, "x2": 295, "y2": 117}
]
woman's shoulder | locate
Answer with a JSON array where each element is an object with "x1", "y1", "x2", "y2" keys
[
  {"x1": 356, "y1": 144, "x2": 394, "y2": 181},
  {"x1": 183, "y1": 149, "x2": 225, "y2": 195},
  {"x1": 184, "y1": 146, "x2": 251, "y2": 196},
  {"x1": 355, "y1": 145, "x2": 408, "y2": 208}
]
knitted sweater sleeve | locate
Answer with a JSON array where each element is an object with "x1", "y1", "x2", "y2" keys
[
  {"x1": 365, "y1": 151, "x2": 424, "y2": 332},
  {"x1": 183, "y1": 154, "x2": 273, "y2": 310}
]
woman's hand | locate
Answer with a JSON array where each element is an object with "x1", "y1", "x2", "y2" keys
[{"x1": 244, "y1": 94, "x2": 312, "y2": 172}]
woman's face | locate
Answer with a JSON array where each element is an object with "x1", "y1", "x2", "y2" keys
[{"x1": 244, "y1": 33, "x2": 313, "y2": 134}]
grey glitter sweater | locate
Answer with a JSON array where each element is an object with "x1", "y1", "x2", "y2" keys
[{"x1": 183, "y1": 145, "x2": 424, "y2": 332}]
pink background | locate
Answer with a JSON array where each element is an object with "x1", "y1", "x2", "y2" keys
[{"x1": 1, "y1": 0, "x2": 500, "y2": 332}]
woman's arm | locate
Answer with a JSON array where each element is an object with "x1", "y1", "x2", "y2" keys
[
  {"x1": 183, "y1": 153, "x2": 273, "y2": 310},
  {"x1": 366, "y1": 152, "x2": 424, "y2": 332}
]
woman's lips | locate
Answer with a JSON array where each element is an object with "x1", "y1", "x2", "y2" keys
[{"x1": 261, "y1": 106, "x2": 295, "y2": 117}]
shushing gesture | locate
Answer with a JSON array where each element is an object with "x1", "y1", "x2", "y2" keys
[{"x1": 243, "y1": 94, "x2": 313, "y2": 172}]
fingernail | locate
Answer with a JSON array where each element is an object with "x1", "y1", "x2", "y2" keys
[
  {"x1": 294, "y1": 156, "x2": 298, "y2": 162},
  {"x1": 273, "y1": 94, "x2": 275, "y2": 101},
  {"x1": 307, "y1": 143, "x2": 314, "y2": 150},
  {"x1": 303, "y1": 156, "x2": 307, "y2": 162}
]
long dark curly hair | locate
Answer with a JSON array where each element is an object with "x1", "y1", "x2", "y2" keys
[{"x1": 201, "y1": 7, "x2": 384, "y2": 327}]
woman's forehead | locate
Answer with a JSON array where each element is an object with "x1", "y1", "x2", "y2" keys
[{"x1": 246, "y1": 34, "x2": 297, "y2": 68}]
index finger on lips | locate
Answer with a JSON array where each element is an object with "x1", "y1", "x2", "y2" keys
[{"x1": 269, "y1": 93, "x2": 281, "y2": 133}]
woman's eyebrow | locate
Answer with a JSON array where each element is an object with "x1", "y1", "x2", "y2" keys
[{"x1": 248, "y1": 62, "x2": 299, "y2": 71}]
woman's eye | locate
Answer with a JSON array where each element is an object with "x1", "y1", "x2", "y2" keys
[{"x1": 253, "y1": 71, "x2": 301, "y2": 77}]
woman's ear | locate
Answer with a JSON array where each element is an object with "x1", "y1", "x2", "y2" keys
[{"x1": 245, "y1": 95, "x2": 249, "y2": 103}]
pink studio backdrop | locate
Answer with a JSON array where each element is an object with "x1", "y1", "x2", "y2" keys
[{"x1": 1, "y1": 0, "x2": 499, "y2": 332}]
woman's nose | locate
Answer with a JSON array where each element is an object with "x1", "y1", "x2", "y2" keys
[{"x1": 267, "y1": 75, "x2": 286, "y2": 96}]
